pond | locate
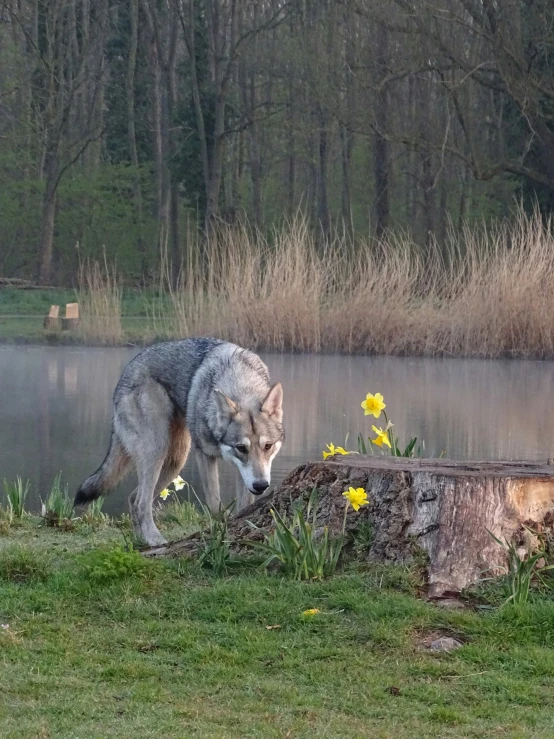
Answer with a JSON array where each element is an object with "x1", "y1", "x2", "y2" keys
[{"x1": 1, "y1": 345, "x2": 553, "y2": 514}]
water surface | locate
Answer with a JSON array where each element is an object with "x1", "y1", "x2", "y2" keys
[{"x1": 1, "y1": 346, "x2": 553, "y2": 514}]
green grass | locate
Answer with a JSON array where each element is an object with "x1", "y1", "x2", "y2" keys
[
  {"x1": 0, "y1": 288, "x2": 76, "y2": 316},
  {"x1": 0, "y1": 287, "x2": 162, "y2": 317},
  {"x1": 2, "y1": 520, "x2": 554, "y2": 737},
  {"x1": 0, "y1": 288, "x2": 167, "y2": 344}
]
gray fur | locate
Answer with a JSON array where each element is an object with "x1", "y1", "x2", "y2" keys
[{"x1": 75, "y1": 339, "x2": 284, "y2": 546}]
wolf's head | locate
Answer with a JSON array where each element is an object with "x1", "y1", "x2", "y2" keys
[{"x1": 214, "y1": 383, "x2": 284, "y2": 494}]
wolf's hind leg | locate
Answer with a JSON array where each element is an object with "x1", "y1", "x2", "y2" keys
[
  {"x1": 131, "y1": 421, "x2": 192, "y2": 546},
  {"x1": 196, "y1": 451, "x2": 221, "y2": 513},
  {"x1": 122, "y1": 380, "x2": 175, "y2": 546},
  {"x1": 132, "y1": 455, "x2": 167, "y2": 546},
  {"x1": 154, "y1": 426, "x2": 192, "y2": 498}
]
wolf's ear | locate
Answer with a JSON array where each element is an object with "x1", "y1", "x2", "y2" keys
[
  {"x1": 214, "y1": 389, "x2": 238, "y2": 417},
  {"x1": 261, "y1": 382, "x2": 283, "y2": 421}
]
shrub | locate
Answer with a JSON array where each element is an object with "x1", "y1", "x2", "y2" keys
[{"x1": 81, "y1": 544, "x2": 150, "y2": 583}]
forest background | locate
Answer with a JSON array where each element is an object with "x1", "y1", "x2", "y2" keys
[{"x1": 1, "y1": 0, "x2": 553, "y2": 287}]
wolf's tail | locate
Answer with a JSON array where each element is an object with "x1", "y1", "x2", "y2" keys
[{"x1": 74, "y1": 432, "x2": 131, "y2": 506}]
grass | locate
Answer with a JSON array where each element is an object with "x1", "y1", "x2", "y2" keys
[
  {"x1": 2, "y1": 520, "x2": 554, "y2": 737},
  {"x1": 3, "y1": 209, "x2": 554, "y2": 357},
  {"x1": 154, "y1": 497, "x2": 204, "y2": 535}
]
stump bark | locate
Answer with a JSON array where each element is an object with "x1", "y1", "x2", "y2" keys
[{"x1": 149, "y1": 457, "x2": 554, "y2": 598}]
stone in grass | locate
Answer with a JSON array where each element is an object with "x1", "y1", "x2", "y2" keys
[{"x1": 428, "y1": 636, "x2": 463, "y2": 653}]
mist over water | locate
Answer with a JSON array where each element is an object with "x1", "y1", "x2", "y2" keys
[{"x1": 1, "y1": 345, "x2": 554, "y2": 514}]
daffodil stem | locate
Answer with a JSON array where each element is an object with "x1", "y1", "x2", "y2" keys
[
  {"x1": 342, "y1": 501, "x2": 349, "y2": 537},
  {"x1": 383, "y1": 411, "x2": 397, "y2": 456}
]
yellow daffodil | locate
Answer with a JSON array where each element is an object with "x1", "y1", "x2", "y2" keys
[
  {"x1": 371, "y1": 426, "x2": 392, "y2": 448},
  {"x1": 322, "y1": 443, "x2": 350, "y2": 460},
  {"x1": 302, "y1": 608, "x2": 320, "y2": 616},
  {"x1": 361, "y1": 392, "x2": 386, "y2": 418},
  {"x1": 159, "y1": 488, "x2": 171, "y2": 500},
  {"x1": 342, "y1": 486, "x2": 369, "y2": 512},
  {"x1": 172, "y1": 475, "x2": 186, "y2": 491}
]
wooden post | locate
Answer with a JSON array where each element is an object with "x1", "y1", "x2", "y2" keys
[
  {"x1": 148, "y1": 457, "x2": 554, "y2": 599},
  {"x1": 61, "y1": 303, "x2": 80, "y2": 331},
  {"x1": 43, "y1": 305, "x2": 60, "y2": 330}
]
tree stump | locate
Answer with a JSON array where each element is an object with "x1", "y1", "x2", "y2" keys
[
  {"x1": 149, "y1": 457, "x2": 554, "y2": 599},
  {"x1": 43, "y1": 305, "x2": 60, "y2": 330},
  {"x1": 61, "y1": 302, "x2": 80, "y2": 330}
]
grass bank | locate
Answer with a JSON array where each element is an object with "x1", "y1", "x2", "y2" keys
[
  {"x1": 3, "y1": 210, "x2": 554, "y2": 357},
  {"x1": 2, "y1": 516, "x2": 554, "y2": 737}
]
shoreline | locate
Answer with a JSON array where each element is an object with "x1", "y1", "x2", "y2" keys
[
  {"x1": 3, "y1": 213, "x2": 554, "y2": 359},
  {"x1": 1, "y1": 333, "x2": 554, "y2": 361}
]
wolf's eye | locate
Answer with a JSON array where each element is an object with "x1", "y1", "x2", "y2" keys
[
  {"x1": 264, "y1": 443, "x2": 273, "y2": 452},
  {"x1": 235, "y1": 444, "x2": 248, "y2": 455}
]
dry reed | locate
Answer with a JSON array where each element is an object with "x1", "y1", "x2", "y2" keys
[
  {"x1": 80, "y1": 209, "x2": 554, "y2": 357},
  {"x1": 78, "y1": 256, "x2": 123, "y2": 345}
]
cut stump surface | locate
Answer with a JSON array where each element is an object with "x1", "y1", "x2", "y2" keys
[{"x1": 149, "y1": 457, "x2": 554, "y2": 598}]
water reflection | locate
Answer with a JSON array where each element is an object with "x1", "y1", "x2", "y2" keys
[{"x1": 1, "y1": 345, "x2": 553, "y2": 514}]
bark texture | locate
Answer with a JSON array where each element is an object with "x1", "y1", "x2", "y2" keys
[{"x1": 148, "y1": 457, "x2": 554, "y2": 598}]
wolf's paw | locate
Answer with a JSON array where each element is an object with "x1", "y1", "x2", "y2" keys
[
  {"x1": 147, "y1": 534, "x2": 168, "y2": 547},
  {"x1": 140, "y1": 527, "x2": 168, "y2": 548}
]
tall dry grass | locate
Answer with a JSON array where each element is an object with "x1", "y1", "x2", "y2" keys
[
  {"x1": 441, "y1": 214, "x2": 554, "y2": 357},
  {"x1": 151, "y1": 217, "x2": 324, "y2": 351},
  {"x1": 78, "y1": 257, "x2": 123, "y2": 345},
  {"x1": 80, "y1": 209, "x2": 554, "y2": 357}
]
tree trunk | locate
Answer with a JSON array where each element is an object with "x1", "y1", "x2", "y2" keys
[
  {"x1": 149, "y1": 457, "x2": 554, "y2": 600},
  {"x1": 38, "y1": 159, "x2": 58, "y2": 285},
  {"x1": 373, "y1": 25, "x2": 390, "y2": 237},
  {"x1": 340, "y1": 122, "x2": 353, "y2": 239},
  {"x1": 532, "y1": 118, "x2": 554, "y2": 206},
  {"x1": 248, "y1": 69, "x2": 262, "y2": 225},
  {"x1": 206, "y1": 93, "x2": 227, "y2": 228},
  {"x1": 127, "y1": 0, "x2": 145, "y2": 275},
  {"x1": 316, "y1": 103, "x2": 330, "y2": 240},
  {"x1": 286, "y1": 84, "x2": 296, "y2": 215},
  {"x1": 167, "y1": 70, "x2": 180, "y2": 282},
  {"x1": 151, "y1": 41, "x2": 166, "y2": 228},
  {"x1": 422, "y1": 152, "x2": 435, "y2": 249}
]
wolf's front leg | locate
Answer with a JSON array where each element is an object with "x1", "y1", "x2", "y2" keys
[
  {"x1": 235, "y1": 474, "x2": 254, "y2": 512},
  {"x1": 196, "y1": 451, "x2": 221, "y2": 513}
]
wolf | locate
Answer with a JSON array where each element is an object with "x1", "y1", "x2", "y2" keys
[{"x1": 74, "y1": 338, "x2": 284, "y2": 546}]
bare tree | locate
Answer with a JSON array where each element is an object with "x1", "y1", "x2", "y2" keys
[
  {"x1": 179, "y1": 0, "x2": 290, "y2": 229},
  {"x1": 127, "y1": 0, "x2": 145, "y2": 271},
  {"x1": 4, "y1": 0, "x2": 111, "y2": 284}
]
